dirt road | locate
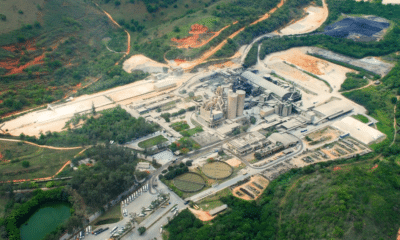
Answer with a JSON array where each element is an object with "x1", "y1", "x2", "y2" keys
[
  {"x1": 94, "y1": 3, "x2": 131, "y2": 65},
  {"x1": 0, "y1": 138, "x2": 82, "y2": 150},
  {"x1": 179, "y1": 0, "x2": 285, "y2": 70}
]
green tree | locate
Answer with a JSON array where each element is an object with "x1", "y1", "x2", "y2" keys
[
  {"x1": 254, "y1": 152, "x2": 262, "y2": 160},
  {"x1": 0, "y1": 14, "x2": 6, "y2": 21},
  {"x1": 188, "y1": 92, "x2": 194, "y2": 98},
  {"x1": 138, "y1": 226, "x2": 146, "y2": 235},
  {"x1": 22, "y1": 161, "x2": 30, "y2": 168}
]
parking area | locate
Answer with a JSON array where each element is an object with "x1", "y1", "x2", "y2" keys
[{"x1": 82, "y1": 180, "x2": 187, "y2": 240}]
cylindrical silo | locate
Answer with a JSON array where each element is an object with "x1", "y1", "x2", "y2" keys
[
  {"x1": 236, "y1": 90, "x2": 246, "y2": 117},
  {"x1": 227, "y1": 91, "x2": 238, "y2": 119}
]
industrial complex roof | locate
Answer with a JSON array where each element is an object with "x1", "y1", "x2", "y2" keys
[
  {"x1": 241, "y1": 71, "x2": 291, "y2": 99},
  {"x1": 332, "y1": 116, "x2": 385, "y2": 145},
  {"x1": 268, "y1": 133, "x2": 299, "y2": 147},
  {"x1": 313, "y1": 100, "x2": 353, "y2": 119}
]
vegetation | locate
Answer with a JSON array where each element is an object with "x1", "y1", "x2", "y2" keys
[
  {"x1": 181, "y1": 126, "x2": 203, "y2": 137},
  {"x1": 5, "y1": 188, "x2": 80, "y2": 240},
  {"x1": 352, "y1": 114, "x2": 369, "y2": 123},
  {"x1": 0, "y1": 141, "x2": 81, "y2": 182},
  {"x1": 69, "y1": 144, "x2": 140, "y2": 210},
  {"x1": 92, "y1": 203, "x2": 122, "y2": 226},
  {"x1": 160, "y1": 164, "x2": 189, "y2": 180},
  {"x1": 169, "y1": 137, "x2": 200, "y2": 153},
  {"x1": 138, "y1": 135, "x2": 168, "y2": 148},
  {"x1": 166, "y1": 158, "x2": 400, "y2": 240},
  {"x1": 22, "y1": 107, "x2": 159, "y2": 146},
  {"x1": 0, "y1": 0, "x2": 147, "y2": 118}
]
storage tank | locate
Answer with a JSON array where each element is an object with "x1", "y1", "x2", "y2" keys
[
  {"x1": 236, "y1": 90, "x2": 246, "y2": 117},
  {"x1": 227, "y1": 90, "x2": 238, "y2": 119}
]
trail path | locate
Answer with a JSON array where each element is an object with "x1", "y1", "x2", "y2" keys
[
  {"x1": 94, "y1": 3, "x2": 131, "y2": 65},
  {"x1": 179, "y1": 0, "x2": 285, "y2": 70},
  {"x1": 340, "y1": 80, "x2": 374, "y2": 93},
  {"x1": 390, "y1": 96, "x2": 399, "y2": 147},
  {"x1": 0, "y1": 138, "x2": 82, "y2": 150}
]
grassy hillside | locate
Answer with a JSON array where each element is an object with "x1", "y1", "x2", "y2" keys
[
  {"x1": 166, "y1": 156, "x2": 400, "y2": 240},
  {"x1": 0, "y1": 141, "x2": 81, "y2": 181},
  {"x1": 0, "y1": 0, "x2": 45, "y2": 34},
  {"x1": 0, "y1": 0, "x2": 147, "y2": 118}
]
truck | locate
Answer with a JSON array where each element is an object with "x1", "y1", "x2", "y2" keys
[{"x1": 110, "y1": 226, "x2": 118, "y2": 234}]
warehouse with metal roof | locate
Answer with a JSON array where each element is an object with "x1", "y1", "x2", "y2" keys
[
  {"x1": 241, "y1": 71, "x2": 301, "y2": 102},
  {"x1": 313, "y1": 100, "x2": 353, "y2": 121},
  {"x1": 268, "y1": 133, "x2": 299, "y2": 148}
]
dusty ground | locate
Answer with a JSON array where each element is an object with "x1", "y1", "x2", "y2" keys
[
  {"x1": 122, "y1": 54, "x2": 168, "y2": 73},
  {"x1": 189, "y1": 208, "x2": 215, "y2": 221},
  {"x1": 225, "y1": 158, "x2": 242, "y2": 167},
  {"x1": 382, "y1": 0, "x2": 400, "y2": 4},
  {"x1": 305, "y1": 126, "x2": 342, "y2": 147},
  {"x1": 264, "y1": 47, "x2": 355, "y2": 92},
  {"x1": 171, "y1": 24, "x2": 231, "y2": 49},
  {"x1": 1, "y1": 73, "x2": 190, "y2": 136},
  {"x1": 232, "y1": 175, "x2": 269, "y2": 201},
  {"x1": 280, "y1": 0, "x2": 328, "y2": 35}
]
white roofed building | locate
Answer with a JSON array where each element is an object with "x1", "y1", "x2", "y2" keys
[{"x1": 332, "y1": 116, "x2": 385, "y2": 145}]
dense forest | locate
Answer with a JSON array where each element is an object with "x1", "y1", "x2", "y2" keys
[
  {"x1": 166, "y1": 157, "x2": 400, "y2": 239},
  {"x1": 21, "y1": 106, "x2": 159, "y2": 146},
  {"x1": 69, "y1": 145, "x2": 141, "y2": 209}
]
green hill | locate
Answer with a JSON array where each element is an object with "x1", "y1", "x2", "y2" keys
[{"x1": 166, "y1": 157, "x2": 400, "y2": 240}]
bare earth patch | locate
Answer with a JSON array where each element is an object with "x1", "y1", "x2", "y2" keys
[
  {"x1": 280, "y1": 0, "x2": 328, "y2": 35},
  {"x1": 225, "y1": 158, "x2": 242, "y2": 167},
  {"x1": 189, "y1": 208, "x2": 215, "y2": 221}
]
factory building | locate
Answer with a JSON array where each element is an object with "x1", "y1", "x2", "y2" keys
[
  {"x1": 227, "y1": 132, "x2": 269, "y2": 155},
  {"x1": 198, "y1": 86, "x2": 226, "y2": 127},
  {"x1": 268, "y1": 133, "x2": 299, "y2": 148},
  {"x1": 241, "y1": 71, "x2": 301, "y2": 102},
  {"x1": 312, "y1": 100, "x2": 353, "y2": 123}
]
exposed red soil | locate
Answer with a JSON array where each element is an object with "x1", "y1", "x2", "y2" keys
[
  {"x1": 174, "y1": 59, "x2": 186, "y2": 63},
  {"x1": 371, "y1": 164, "x2": 378, "y2": 171},
  {"x1": 5, "y1": 54, "x2": 45, "y2": 75},
  {"x1": 171, "y1": 23, "x2": 231, "y2": 49},
  {"x1": 0, "y1": 39, "x2": 46, "y2": 76},
  {"x1": 333, "y1": 166, "x2": 341, "y2": 171}
]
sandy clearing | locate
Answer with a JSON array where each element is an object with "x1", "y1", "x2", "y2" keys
[
  {"x1": 280, "y1": 0, "x2": 328, "y2": 35},
  {"x1": 189, "y1": 208, "x2": 215, "y2": 221},
  {"x1": 382, "y1": 0, "x2": 400, "y2": 4},
  {"x1": 123, "y1": 54, "x2": 168, "y2": 73},
  {"x1": 225, "y1": 158, "x2": 242, "y2": 167}
]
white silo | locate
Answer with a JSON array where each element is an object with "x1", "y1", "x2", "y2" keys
[
  {"x1": 236, "y1": 90, "x2": 246, "y2": 117},
  {"x1": 227, "y1": 90, "x2": 238, "y2": 119}
]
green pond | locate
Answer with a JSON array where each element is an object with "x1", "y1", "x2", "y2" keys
[{"x1": 20, "y1": 203, "x2": 71, "y2": 240}]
